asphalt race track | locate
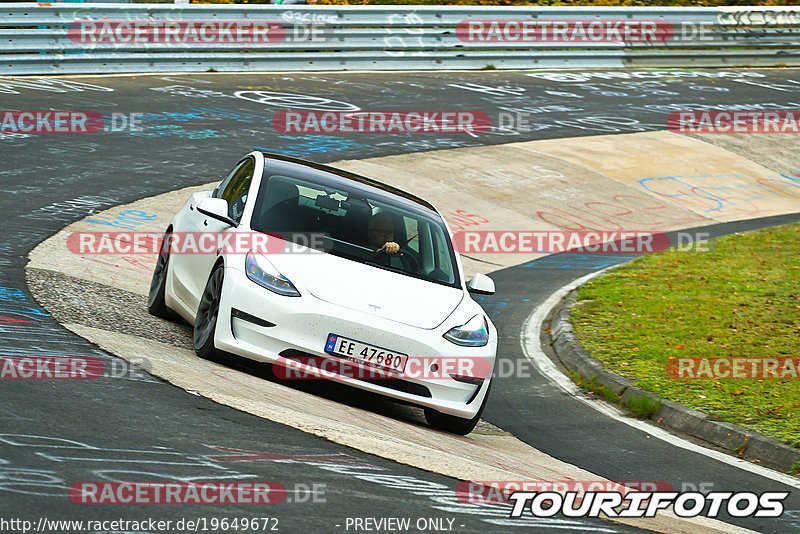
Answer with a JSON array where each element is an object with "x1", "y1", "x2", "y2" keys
[{"x1": 3, "y1": 69, "x2": 800, "y2": 533}]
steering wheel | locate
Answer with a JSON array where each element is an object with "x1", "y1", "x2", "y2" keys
[
  {"x1": 372, "y1": 246, "x2": 420, "y2": 273},
  {"x1": 398, "y1": 249, "x2": 420, "y2": 273}
]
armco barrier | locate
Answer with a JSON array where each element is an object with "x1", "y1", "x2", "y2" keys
[{"x1": 1, "y1": 4, "x2": 799, "y2": 74}]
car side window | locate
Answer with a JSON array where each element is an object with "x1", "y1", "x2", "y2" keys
[
  {"x1": 215, "y1": 157, "x2": 255, "y2": 222},
  {"x1": 214, "y1": 161, "x2": 241, "y2": 199},
  {"x1": 403, "y1": 216, "x2": 419, "y2": 252},
  {"x1": 429, "y1": 223, "x2": 456, "y2": 284}
]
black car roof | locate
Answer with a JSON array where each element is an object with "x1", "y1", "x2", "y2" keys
[{"x1": 258, "y1": 152, "x2": 437, "y2": 214}]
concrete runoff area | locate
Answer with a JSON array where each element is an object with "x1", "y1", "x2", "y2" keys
[
  {"x1": 27, "y1": 130, "x2": 800, "y2": 533},
  {"x1": 31, "y1": 131, "x2": 800, "y2": 282}
]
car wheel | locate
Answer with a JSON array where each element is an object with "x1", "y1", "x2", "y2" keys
[
  {"x1": 147, "y1": 230, "x2": 174, "y2": 318},
  {"x1": 424, "y1": 383, "x2": 491, "y2": 436},
  {"x1": 194, "y1": 264, "x2": 224, "y2": 360}
]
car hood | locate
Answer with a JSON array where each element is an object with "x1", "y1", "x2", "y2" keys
[{"x1": 269, "y1": 252, "x2": 464, "y2": 329}]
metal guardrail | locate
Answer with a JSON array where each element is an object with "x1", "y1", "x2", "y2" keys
[{"x1": 2, "y1": 3, "x2": 799, "y2": 75}]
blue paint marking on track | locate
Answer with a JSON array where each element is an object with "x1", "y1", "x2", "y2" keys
[
  {"x1": 521, "y1": 254, "x2": 631, "y2": 270},
  {"x1": 255, "y1": 135, "x2": 368, "y2": 158}
]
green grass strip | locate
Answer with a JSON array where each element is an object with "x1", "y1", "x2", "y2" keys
[{"x1": 572, "y1": 223, "x2": 800, "y2": 446}]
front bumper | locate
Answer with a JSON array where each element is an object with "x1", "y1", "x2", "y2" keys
[{"x1": 214, "y1": 265, "x2": 497, "y2": 419}]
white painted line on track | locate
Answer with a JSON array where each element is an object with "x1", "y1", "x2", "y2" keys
[{"x1": 520, "y1": 269, "x2": 800, "y2": 491}]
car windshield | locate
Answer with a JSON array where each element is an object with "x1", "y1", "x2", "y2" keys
[{"x1": 251, "y1": 170, "x2": 460, "y2": 288}]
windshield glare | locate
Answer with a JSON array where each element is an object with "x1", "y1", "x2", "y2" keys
[{"x1": 251, "y1": 173, "x2": 460, "y2": 288}]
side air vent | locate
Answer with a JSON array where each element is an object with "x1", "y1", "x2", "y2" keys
[{"x1": 231, "y1": 308, "x2": 276, "y2": 328}]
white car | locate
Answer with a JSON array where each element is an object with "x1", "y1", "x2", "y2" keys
[{"x1": 148, "y1": 151, "x2": 497, "y2": 434}]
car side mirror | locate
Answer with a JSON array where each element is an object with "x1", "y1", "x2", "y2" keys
[
  {"x1": 197, "y1": 197, "x2": 238, "y2": 228},
  {"x1": 467, "y1": 273, "x2": 495, "y2": 295}
]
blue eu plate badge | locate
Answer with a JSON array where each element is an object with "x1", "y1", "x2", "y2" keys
[{"x1": 325, "y1": 334, "x2": 338, "y2": 353}]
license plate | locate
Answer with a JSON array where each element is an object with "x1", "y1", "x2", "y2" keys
[{"x1": 324, "y1": 334, "x2": 408, "y2": 374}]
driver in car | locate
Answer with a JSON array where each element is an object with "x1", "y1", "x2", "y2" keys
[
  {"x1": 367, "y1": 212, "x2": 400, "y2": 255},
  {"x1": 366, "y1": 211, "x2": 420, "y2": 273}
]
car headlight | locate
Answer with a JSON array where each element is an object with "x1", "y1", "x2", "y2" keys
[
  {"x1": 443, "y1": 315, "x2": 489, "y2": 347},
  {"x1": 245, "y1": 251, "x2": 300, "y2": 297}
]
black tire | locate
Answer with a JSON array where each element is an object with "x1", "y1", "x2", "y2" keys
[
  {"x1": 194, "y1": 264, "x2": 224, "y2": 361},
  {"x1": 147, "y1": 230, "x2": 174, "y2": 318},
  {"x1": 424, "y1": 383, "x2": 492, "y2": 435}
]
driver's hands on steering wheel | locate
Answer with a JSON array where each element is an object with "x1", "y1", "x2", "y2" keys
[{"x1": 377, "y1": 241, "x2": 400, "y2": 255}]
